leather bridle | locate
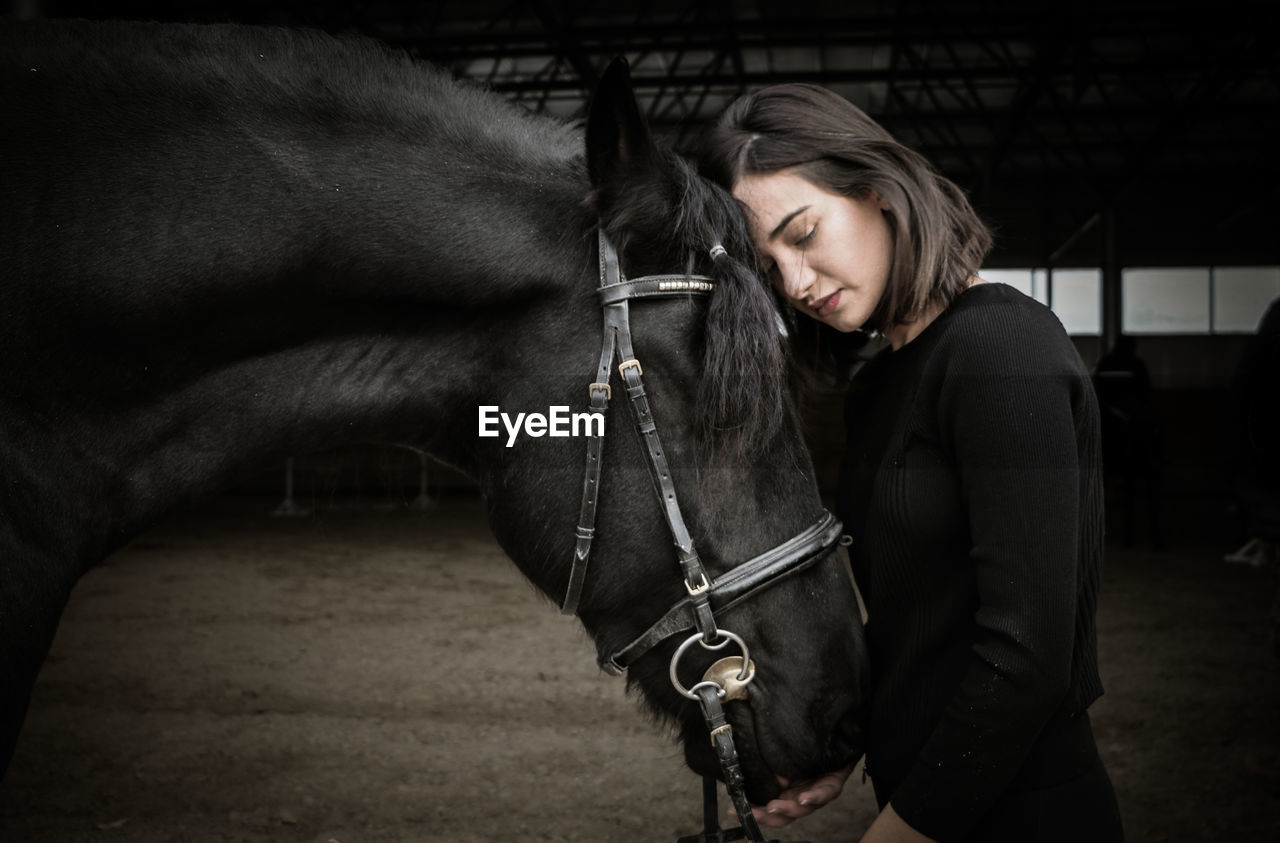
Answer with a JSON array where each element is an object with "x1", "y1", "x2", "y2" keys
[{"x1": 561, "y1": 227, "x2": 845, "y2": 843}]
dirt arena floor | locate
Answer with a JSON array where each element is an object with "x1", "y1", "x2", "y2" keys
[{"x1": 1, "y1": 493, "x2": 1277, "y2": 842}]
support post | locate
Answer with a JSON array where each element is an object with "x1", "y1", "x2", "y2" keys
[
  {"x1": 1101, "y1": 205, "x2": 1122, "y2": 352},
  {"x1": 272, "y1": 457, "x2": 310, "y2": 518},
  {"x1": 409, "y1": 451, "x2": 436, "y2": 512}
]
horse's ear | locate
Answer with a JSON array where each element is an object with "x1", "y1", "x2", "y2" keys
[{"x1": 586, "y1": 57, "x2": 658, "y2": 195}]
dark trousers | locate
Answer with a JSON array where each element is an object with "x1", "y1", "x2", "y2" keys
[{"x1": 966, "y1": 712, "x2": 1124, "y2": 842}]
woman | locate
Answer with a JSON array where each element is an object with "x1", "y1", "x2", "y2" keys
[{"x1": 701, "y1": 85, "x2": 1123, "y2": 842}]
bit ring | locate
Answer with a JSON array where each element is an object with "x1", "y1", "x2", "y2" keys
[{"x1": 669, "y1": 630, "x2": 752, "y2": 700}]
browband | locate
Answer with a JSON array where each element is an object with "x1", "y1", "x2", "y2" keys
[{"x1": 598, "y1": 277, "x2": 715, "y2": 305}]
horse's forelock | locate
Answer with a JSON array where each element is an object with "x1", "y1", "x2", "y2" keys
[
  {"x1": 668, "y1": 160, "x2": 789, "y2": 464},
  {"x1": 597, "y1": 153, "x2": 788, "y2": 464}
]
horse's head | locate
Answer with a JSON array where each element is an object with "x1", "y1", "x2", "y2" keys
[{"x1": 557, "y1": 59, "x2": 871, "y2": 803}]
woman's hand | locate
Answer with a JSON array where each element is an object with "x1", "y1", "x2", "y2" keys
[
  {"x1": 730, "y1": 765, "x2": 855, "y2": 829},
  {"x1": 859, "y1": 803, "x2": 937, "y2": 843}
]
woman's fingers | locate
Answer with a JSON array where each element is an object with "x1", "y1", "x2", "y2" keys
[
  {"x1": 729, "y1": 765, "x2": 857, "y2": 828},
  {"x1": 731, "y1": 797, "x2": 815, "y2": 828},
  {"x1": 795, "y1": 765, "x2": 854, "y2": 806},
  {"x1": 764, "y1": 794, "x2": 822, "y2": 824}
]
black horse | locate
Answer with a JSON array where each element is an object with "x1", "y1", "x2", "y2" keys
[{"x1": 1, "y1": 19, "x2": 868, "y2": 813}]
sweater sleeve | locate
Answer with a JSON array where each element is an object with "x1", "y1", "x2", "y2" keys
[{"x1": 889, "y1": 303, "x2": 1090, "y2": 840}]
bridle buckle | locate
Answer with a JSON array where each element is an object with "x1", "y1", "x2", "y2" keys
[
  {"x1": 685, "y1": 572, "x2": 709, "y2": 596},
  {"x1": 588, "y1": 382, "x2": 612, "y2": 400},
  {"x1": 618, "y1": 358, "x2": 642, "y2": 378}
]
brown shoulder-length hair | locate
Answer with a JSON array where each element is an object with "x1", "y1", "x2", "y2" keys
[{"x1": 700, "y1": 84, "x2": 992, "y2": 365}]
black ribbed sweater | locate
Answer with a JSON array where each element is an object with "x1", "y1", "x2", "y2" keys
[{"x1": 836, "y1": 282, "x2": 1105, "y2": 841}]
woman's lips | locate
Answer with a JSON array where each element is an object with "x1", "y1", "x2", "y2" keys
[{"x1": 814, "y1": 291, "x2": 841, "y2": 318}]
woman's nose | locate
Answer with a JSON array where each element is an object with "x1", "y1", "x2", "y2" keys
[{"x1": 777, "y1": 256, "x2": 815, "y2": 303}]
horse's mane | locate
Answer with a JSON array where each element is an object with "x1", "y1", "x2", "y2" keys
[
  {"x1": 8, "y1": 19, "x2": 581, "y2": 176},
  {"x1": 10, "y1": 19, "x2": 787, "y2": 462}
]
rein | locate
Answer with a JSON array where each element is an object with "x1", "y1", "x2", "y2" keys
[{"x1": 562, "y1": 227, "x2": 842, "y2": 843}]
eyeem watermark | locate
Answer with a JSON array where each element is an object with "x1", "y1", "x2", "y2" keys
[{"x1": 478, "y1": 405, "x2": 605, "y2": 447}]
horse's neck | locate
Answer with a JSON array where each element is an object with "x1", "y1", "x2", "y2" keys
[{"x1": 2, "y1": 21, "x2": 595, "y2": 562}]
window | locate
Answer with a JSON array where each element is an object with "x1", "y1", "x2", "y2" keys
[
  {"x1": 984, "y1": 266, "x2": 1279, "y2": 336},
  {"x1": 980, "y1": 269, "x2": 1047, "y2": 304},
  {"x1": 1050, "y1": 269, "x2": 1102, "y2": 335},
  {"x1": 980, "y1": 267, "x2": 1098, "y2": 334},
  {"x1": 1212, "y1": 267, "x2": 1280, "y2": 333},
  {"x1": 1120, "y1": 267, "x2": 1280, "y2": 334},
  {"x1": 1123, "y1": 268, "x2": 1211, "y2": 334}
]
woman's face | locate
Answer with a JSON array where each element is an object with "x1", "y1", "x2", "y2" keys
[{"x1": 733, "y1": 168, "x2": 893, "y2": 334}]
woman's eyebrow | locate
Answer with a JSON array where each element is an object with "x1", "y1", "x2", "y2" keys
[{"x1": 768, "y1": 206, "x2": 810, "y2": 241}]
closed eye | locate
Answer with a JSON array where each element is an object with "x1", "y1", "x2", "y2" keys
[{"x1": 796, "y1": 224, "x2": 817, "y2": 246}]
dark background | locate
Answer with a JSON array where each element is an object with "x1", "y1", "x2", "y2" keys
[
  {"x1": 12, "y1": 0, "x2": 1274, "y2": 541},
  {"x1": 3, "y1": 4, "x2": 1278, "y2": 841}
]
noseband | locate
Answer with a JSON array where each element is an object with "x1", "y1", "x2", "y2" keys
[{"x1": 563, "y1": 228, "x2": 844, "y2": 843}]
